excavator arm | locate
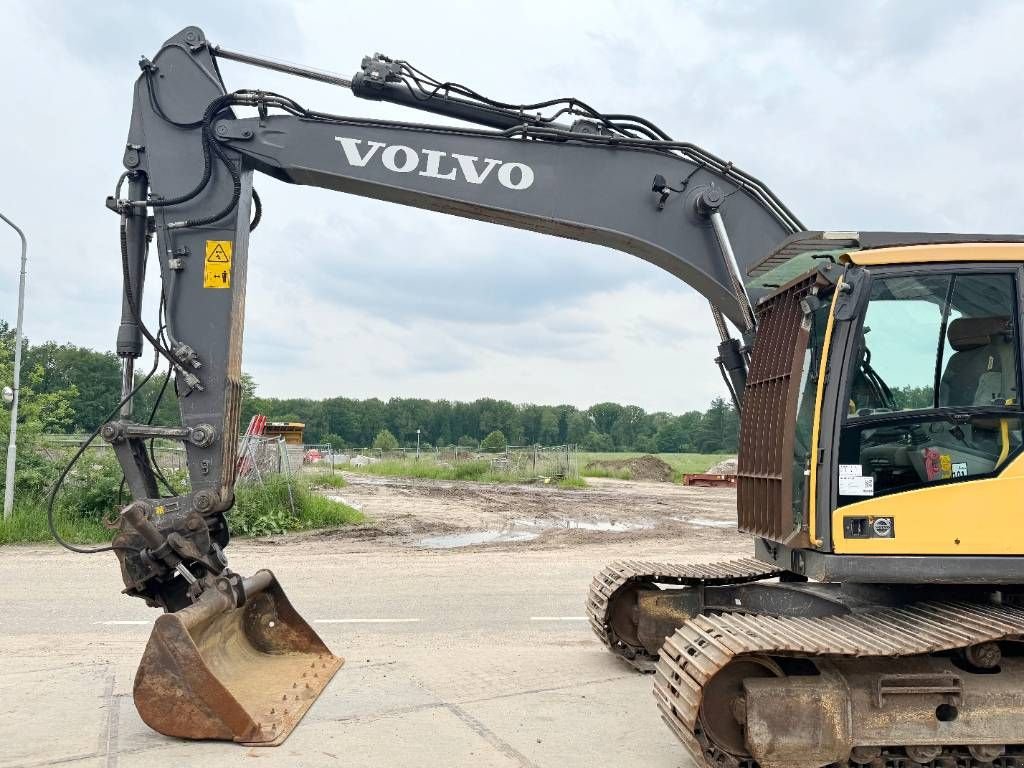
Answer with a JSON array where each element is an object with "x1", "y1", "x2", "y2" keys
[{"x1": 95, "y1": 25, "x2": 800, "y2": 745}]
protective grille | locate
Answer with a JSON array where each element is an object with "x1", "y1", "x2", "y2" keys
[{"x1": 736, "y1": 274, "x2": 818, "y2": 541}]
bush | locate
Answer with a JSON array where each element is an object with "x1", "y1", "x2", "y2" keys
[
  {"x1": 229, "y1": 474, "x2": 363, "y2": 537},
  {"x1": 457, "y1": 435, "x2": 479, "y2": 448},
  {"x1": 59, "y1": 455, "x2": 124, "y2": 521},
  {"x1": 480, "y1": 430, "x2": 506, "y2": 452},
  {"x1": 372, "y1": 429, "x2": 399, "y2": 451},
  {"x1": 3, "y1": 445, "x2": 60, "y2": 500}
]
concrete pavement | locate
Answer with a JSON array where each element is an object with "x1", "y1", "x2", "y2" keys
[{"x1": 0, "y1": 535, "x2": 749, "y2": 767}]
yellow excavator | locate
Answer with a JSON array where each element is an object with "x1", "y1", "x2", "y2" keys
[{"x1": 52, "y1": 25, "x2": 1023, "y2": 764}]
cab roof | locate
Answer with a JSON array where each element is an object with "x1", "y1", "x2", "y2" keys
[{"x1": 748, "y1": 231, "x2": 1024, "y2": 293}]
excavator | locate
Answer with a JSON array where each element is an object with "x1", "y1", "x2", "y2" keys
[{"x1": 53, "y1": 23, "x2": 1024, "y2": 765}]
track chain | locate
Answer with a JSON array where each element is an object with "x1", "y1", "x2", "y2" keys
[
  {"x1": 586, "y1": 559, "x2": 783, "y2": 670},
  {"x1": 653, "y1": 599, "x2": 1024, "y2": 768}
]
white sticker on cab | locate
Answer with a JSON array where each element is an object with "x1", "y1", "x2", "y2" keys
[{"x1": 839, "y1": 475, "x2": 874, "y2": 496}]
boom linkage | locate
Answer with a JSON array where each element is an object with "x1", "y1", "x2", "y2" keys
[{"x1": 104, "y1": 24, "x2": 796, "y2": 612}]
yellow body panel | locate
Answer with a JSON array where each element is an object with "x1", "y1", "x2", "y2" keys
[
  {"x1": 847, "y1": 242, "x2": 1024, "y2": 266},
  {"x1": 807, "y1": 278, "x2": 844, "y2": 547},
  {"x1": 832, "y1": 452, "x2": 1024, "y2": 554}
]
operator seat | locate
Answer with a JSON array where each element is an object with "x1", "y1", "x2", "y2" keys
[{"x1": 939, "y1": 316, "x2": 1017, "y2": 406}]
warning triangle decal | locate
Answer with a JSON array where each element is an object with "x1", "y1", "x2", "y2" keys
[{"x1": 207, "y1": 244, "x2": 230, "y2": 262}]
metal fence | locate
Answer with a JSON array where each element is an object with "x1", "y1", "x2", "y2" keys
[
  {"x1": 40, "y1": 434, "x2": 188, "y2": 475},
  {"x1": 489, "y1": 445, "x2": 578, "y2": 479},
  {"x1": 41, "y1": 435, "x2": 578, "y2": 482},
  {"x1": 329, "y1": 443, "x2": 579, "y2": 478}
]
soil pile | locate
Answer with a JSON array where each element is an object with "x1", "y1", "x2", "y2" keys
[
  {"x1": 705, "y1": 456, "x2": 738, "y2": 475},
  {"x1": 584, "y1": 454, "x2": 674, "y2": 482}
]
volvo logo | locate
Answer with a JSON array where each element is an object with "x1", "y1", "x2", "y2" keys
[
  {"x1": 334, "y1": 137, "x2": 535, "y2": 190},
  {"x1": 872, "y1": 517, "x2": 894, "y2": 538}
]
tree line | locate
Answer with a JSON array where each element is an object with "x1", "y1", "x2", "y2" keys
[{"x1": 0, "y1": 321, "x2": 741, "y2": 453}]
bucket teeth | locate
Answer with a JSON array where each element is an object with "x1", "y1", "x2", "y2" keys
[{"x1": 132, "y1": 569, "x2": 343, "y2": 746}]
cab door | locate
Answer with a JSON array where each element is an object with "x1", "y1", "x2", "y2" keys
[{"x1": 828, "y1": 266, "x2": 1024, "y2": 555}]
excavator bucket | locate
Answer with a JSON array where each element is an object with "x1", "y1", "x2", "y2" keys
[{"x1": 132, "y1": 570, "x2": 342, "y2": 746}]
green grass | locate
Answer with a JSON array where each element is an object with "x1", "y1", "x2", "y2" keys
[
  {"x1": 0, "y1": 499, "x2": 112, "y2": 545},
  {"x1": 580, "y1": 452, "x2": 732, "y2": 483},
  {"x1": 306, "y1": 472, "x2": 348, "y2": 489},
  {"x1": 348, "y1": 458, "x2": 492, "y2": 481},
  {"x1": 230, "y1": 474, "x2": 364, "y2": 537},
  {"x1": 0, "y1": 474, "x2": 365, "y2": 545},
  {"x1": 555, "y1": 476, "x2": 588, "y2": 489},
  {"x1": 345, "y1": 457, "x2": 586, "y2": 487}
]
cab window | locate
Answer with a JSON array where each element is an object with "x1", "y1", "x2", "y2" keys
[{"x1": 838, "y1": 272, "x2": 1022, "y2": 503}]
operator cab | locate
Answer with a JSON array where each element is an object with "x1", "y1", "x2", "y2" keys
[
  {"x1": 839, "y1": 270, "x2": 1022, "y2": 502},
  {"x1": 739, "y1": 233, "x2": 1024, "y2": 562}
]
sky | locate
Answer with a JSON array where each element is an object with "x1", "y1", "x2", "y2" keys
[{"x1": 1, "y1": 0, "x2": 1022, "y2": 413}]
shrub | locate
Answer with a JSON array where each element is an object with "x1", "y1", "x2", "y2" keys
[
  {"x1": 59, "y1": 455, "x2": 124, "y2": 521},
  {"x1": 229, "y1": 474, "x2": 363, "y2": 537},
  {"x1": 480, "y1": 430, "x2": 506, "y2": 452},
  {"x1": 372, "y1": 429, "x2": 399, "y2": 451}
]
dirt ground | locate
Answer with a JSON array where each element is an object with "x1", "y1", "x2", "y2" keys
[{"x1": 304, "y1": 472, "x2": 746, "y2": 552}]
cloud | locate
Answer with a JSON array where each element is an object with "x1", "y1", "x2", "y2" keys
[
  {"x1": 271, "y1": 208, "x2": 653, "y2": 325},
  {"x1": 1, "y1": 1, "x2": 1020, "y2": 415}
]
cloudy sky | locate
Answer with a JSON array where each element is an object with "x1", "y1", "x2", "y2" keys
[{"x1": 1, "y1": 1, "x2": 1021, "y2": 413}]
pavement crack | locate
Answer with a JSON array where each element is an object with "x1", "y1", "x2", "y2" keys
[
  {"x1": 456, "y1": 672, "x2": 635, "y2": 707},
  {"x1": 99, "y1": 668, "x2": 121, "y2": 768},
  {"x1": 445, "y1": 703, "x2": 542, "y2": 768}
]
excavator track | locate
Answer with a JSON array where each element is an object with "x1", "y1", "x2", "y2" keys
[
  {"x1": 586, "y1": 559, "x2": 783, "y2": 670},
  {"x1": 654, "y1": 600, "x2": 1024, "y2": 768}
]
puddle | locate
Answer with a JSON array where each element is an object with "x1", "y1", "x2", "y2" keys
[
  {"x1": 513, "y1": 517, "x2": 653, "y2": 532},
  {"x1": 417, "y1": 530, "x2": 539, "y2": 548},
  {"x1": 672, "y1": 516, "x2": 733, "y2": 528},
  {"x1": 416, "y1": 516, "x2": 653, "y2": 548}
]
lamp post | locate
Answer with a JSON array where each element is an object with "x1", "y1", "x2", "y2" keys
[
  {"x1": 1, "y1": 211, "x2": 27, "y2": 520},
  {"x1": 416, "y1": 428, "x2": 421, "y2": 459}
]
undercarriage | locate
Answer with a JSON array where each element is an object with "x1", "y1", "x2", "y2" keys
[{"x1": 588, "y1": 560, "x2": 1024, "y2": 767}]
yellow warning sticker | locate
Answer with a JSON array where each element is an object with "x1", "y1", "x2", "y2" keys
[
  {"x1": 203, "y1": 240, "x2": 232, "y2": 289},
  {"x1": 939, "y1": 454, "x2": 952, "y2": 479}
]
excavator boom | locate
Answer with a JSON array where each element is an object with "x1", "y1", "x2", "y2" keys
[{"x1": 95, "y1": 25, "x2": 799, "y2": 745}]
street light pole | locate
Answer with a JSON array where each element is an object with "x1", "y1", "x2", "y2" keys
[
  {"x1": 1, "y1": 211, "x2": 27, "y2": 520},
  {"x1": 416, "y1": 428, "x2": 421, "y2": 459}
]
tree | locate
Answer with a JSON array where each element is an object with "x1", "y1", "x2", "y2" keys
[
  {"x1": 24, "y1": 341, "x2": 119, "y2": 432},
  {"x1": 581, "y1": 430, "x2": 614, "y2": 451},
  {"x1": 0, "y1": 323, "x2": 77, "y2": 436},
  {"x1": 655, "y1": 412, "x2": 700, "y2": 453},
  {"x1": 566, "y1": 411, "x2": 592, "y2": 445},
  {"x1": 320, "y1": 432, "x2": 346, "y2": 449},
  {"x1": 610, "y1": 404, "x2": 646, "y2": 449},
  {"x1": 588, "y1": 402, "x2": 625, "y2": 436},
  {"x1": 694, "y1": 397, "x2": 738, "y2": 453},
  {"x1": 457, "y1": 435, "x2": 478, "y2": 448},
  {"x1": 480, "y1": 429, "x2": 507, "y2": 452},
  {"x1": 372, "y1": 429, "x2": 399, "y2": 451},
  {"x1": 538, "y1": 408, "x2": 560, "y2": 445},
  {"x1": 892, "y1": 385, "x2": 934, "y2": 410},
  {"x1": 0, "y1": 322, "x2": 77, "y2": 502}
]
